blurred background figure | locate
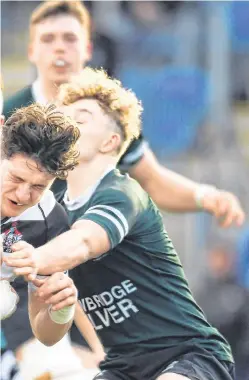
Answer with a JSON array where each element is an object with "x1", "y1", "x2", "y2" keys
[
  {"x1": 236, "y1": 225, "x2": 249, "y2": 289},
  {"x1": 195, "y1": 241, "x2": 249, "y2": 380}
]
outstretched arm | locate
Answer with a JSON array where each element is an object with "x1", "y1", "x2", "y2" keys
[
  {"x1": 5, "y1": 189, "x2": 137, "y2": 277},
  {"x1": 4, "y1": 220, "x2": 110, "y2": 276},
  {"x1": 129, "y1": 147, "x2": 245, "y2": 227}
]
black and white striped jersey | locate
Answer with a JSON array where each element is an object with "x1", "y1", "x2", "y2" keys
[{"x1": 1, "y1": 190, "x2": 70, "y2": 351}]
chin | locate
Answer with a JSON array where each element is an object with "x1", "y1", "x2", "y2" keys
[
  {"x1": 3, "y1": 206, "x2": 26, "y2": 218},
  {"x1": 52, "y1": 73, "x2": 71, "y2": 86}
]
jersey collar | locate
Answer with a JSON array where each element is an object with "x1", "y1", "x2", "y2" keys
[
  {"x1": 31, "y1": 79, "x2": 49, "y2": 105},
  {"x1": 64, "y1": 166, "x2": 116, "y2": 211}
]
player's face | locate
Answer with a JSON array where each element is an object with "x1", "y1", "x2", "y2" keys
[
  {"x1": 29, "y1": 15, "x2": 91, "y2": 85},
  {"x1": 0, "y1": 154, "x2": 54, "y2": 218},
  {"x1": 61, "y1": 98, "x2": 120, "y2": 161}
]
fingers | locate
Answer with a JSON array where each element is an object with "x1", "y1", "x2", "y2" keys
[
  {"x1": 37, "y1": 274, "x2": 72, "y2": 298},
  {"x1": 13, "y1": 267, "x2": 37, "y2": 277},
  {"x1": 202, "y1": 190, "x2": 245, "y2": 228},
  {"x1": 217, "y1": 193, "x2": 245, "y2": 228},
  {"x1": 51, "y1": 295, "x2": 77, "y2": 311},
  {"x1": 4, "y1": 256, "x2": 35, "y2": 269},
  {"x1": 3, "y1": 254, "x2": 37, "y2": 279},
  {"x1": 11, "y1": 241, "x2": 33, "y2": 251},
  {"x1": 2, "y1": 242, "x2": 37, "y2": 280},
  {"x1": 35, "y1": 273, "x2": 78, "y2": 311},
  {"x1": 44, "y1": 285, "x2": 75, "y2": 306},
  {"x1": 28, "y1": 277, "x2": 45, "y2": 288}
]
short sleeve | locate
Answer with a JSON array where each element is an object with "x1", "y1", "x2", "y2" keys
[{"x1": 79, "y1": 189, "x2": 139, "y2": 249}]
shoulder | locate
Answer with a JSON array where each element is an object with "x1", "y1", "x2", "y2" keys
[
  {"x1": 39, "y1": 190, "x2": 68, "y2": 221},
  {"x1": 39, "y1": 190, "x2": 70, "y2": 238},
  {"x1": 3, "y1": 85, "x2": 34, "y2": 119},
  {"x1": 93, "y1": 171, "x2": 147, "y2": 210}
]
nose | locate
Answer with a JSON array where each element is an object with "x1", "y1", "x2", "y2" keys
[
  {"x1": 54, "y1": 37, "x2": 66, "y2": 53},
  {"x1": 15, "y1": 183, "x2": 31, "y2": 204}
]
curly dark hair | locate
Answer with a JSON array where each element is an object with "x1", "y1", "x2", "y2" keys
[{"x1": 2, "y1": 103, "x2": 80, "y2": 179}]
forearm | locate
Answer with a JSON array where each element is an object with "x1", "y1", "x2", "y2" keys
[
  {"x1": 29, "y1": 293, "x2": 73, "y2": 346},
  {"x1": 36, "y1": 229, "x2": 90, "y2": 275},
  {"x1": 74, "y1": 303, "x2": 104, "y2": 354},
  {"x1": 143, "y1": 166, "x2": 200, "y2": 212},
  {"x1": 129, "y1": 152, "x2": 201, "y2": 212}
]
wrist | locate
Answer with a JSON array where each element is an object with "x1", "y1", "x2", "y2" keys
[
  {"x1": 48, "y1": 304, "x2": 76, "y2": 324},
  {"x1": 92, "y1": 344, "x2": 105, "y2": 355},
  {"x1": 194, "y1": 184, "x2": 217, "y2": 209}
]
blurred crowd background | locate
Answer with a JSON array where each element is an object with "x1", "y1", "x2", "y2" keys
[{"x1": 1, "y1": 1, "x2": 249, "y2": 380}]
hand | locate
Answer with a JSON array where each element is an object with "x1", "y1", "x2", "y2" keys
[
  {"x1": 73, "y1": 346, "x2": 106, "y2": 368},
  {"x1": 3, "y1": 241, "x2": 37, "y2": 281},
  {"x1": 33, "y1": 272, "x2": 78, "y2": 311},
  {"x1": 200, "y1": 188, "x2": 245, "y2": 228}
]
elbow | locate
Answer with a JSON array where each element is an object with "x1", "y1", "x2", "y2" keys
[
  {"x1": 34, "y1": 332, "x2": 64, "y2": 347},
  {"x1": 42, "y1": 339, "x2": 62, "y2": 347},
  {"x1": 38, "y1": 338, "x2": 54, "y2": 347},
  {"x1": 32, "y1": 324, "x2": 65, "y2": 347}
]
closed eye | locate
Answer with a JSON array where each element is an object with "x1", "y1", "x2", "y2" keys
[
  {"x1": 10, "y1": 175, "x2": 24, "y2": 183},
  {"x1": 32, "y1": 184, "x2": 46, "y2": 191},
  {"x1": 41, "y1": 34, "x2": 54, "y2": 43},
  {"x1": 64, "y1": 33, "x2": 78, "y2": 43}
]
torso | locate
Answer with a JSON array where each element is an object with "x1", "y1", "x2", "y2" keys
[{"x1": 66, "y1": 170, "x2": 232, "y2": 362}]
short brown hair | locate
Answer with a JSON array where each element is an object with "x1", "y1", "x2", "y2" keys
[
  {"x1": 58, "y1": 67, "x2": 142, "y2": 155},
  {"x1": 2, "y1": 103, "x2": 80, "y2": 179},
  {"x1": 30, "y1": 0, "x2": 91, "y2": 40}
]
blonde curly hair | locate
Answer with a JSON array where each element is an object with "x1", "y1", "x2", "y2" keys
[{"x1": 58, "y1": 67, "x2": 143, "y2": 156}]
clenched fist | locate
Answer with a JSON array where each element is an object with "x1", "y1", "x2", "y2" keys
[{"x1": 196, "y1": 185, "x2": 245, "y2": 228}]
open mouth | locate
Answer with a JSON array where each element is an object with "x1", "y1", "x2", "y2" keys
[
  {"x1": 9, "y1": 200, "x2": 24, "y2": 206},
  {"x1": 53, "y1": 59, "x2": 68, "y2": 68}
]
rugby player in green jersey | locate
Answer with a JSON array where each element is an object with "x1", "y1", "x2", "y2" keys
[{"x1": 6, "y1": 68, "x2": 235, "y2": 380}]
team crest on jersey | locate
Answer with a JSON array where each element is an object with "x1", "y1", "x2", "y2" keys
[{"x1": 2, "y1": 222, "x2": 22, "y2": 253}]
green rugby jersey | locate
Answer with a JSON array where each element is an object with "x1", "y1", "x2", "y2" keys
[{"x1": 67, "y1": 169, "x2": 233, "y2": 363}]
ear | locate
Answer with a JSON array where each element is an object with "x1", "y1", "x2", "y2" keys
[
  {"x1": 0, "y1": 115, "x2": 5, "y2": 126},
  {"x1": 85, "y1": 41, "x2": 93, "y2": 62},
  {"x1": 28, "y1": 43, "x2": 36, "y2": 64},
  {"x1": 100, "y1": 133, "x2": 121, "y2": 154}
]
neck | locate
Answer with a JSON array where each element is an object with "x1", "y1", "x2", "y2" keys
[
  {"x1": 1, "y1": 214, "x2": 9, "y2": 222},
  {"x1": 39, "y1": 76, "x2": 60, "y2": 102},
  {"x1": 67, "y1": 155, "x2": 117, "y2": 200}
]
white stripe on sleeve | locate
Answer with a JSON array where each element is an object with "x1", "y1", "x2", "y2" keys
[
  {"x1": 86, "y1": 205, "x2": 129, "y2": 235},
  {"x1": 85, "y1": 209, "x2": 126, "y2": 242}
]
